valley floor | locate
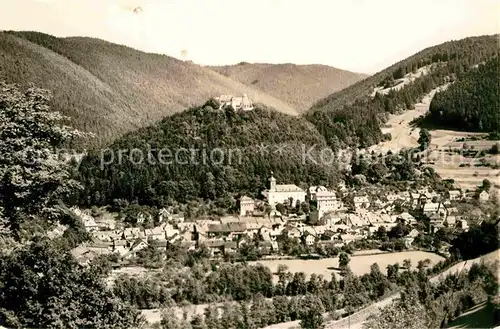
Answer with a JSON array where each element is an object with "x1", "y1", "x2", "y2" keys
[{"x1": 261, "y1": 249, "x2": 499, "y2": 329}]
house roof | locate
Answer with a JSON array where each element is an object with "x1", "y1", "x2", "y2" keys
[
  {"x1": 130, "y1": 238, "x2": 148, "y2": 250},
  {"x1": 208, "y1": 223, "x2": 247, "y2": 233},
  {"x1": 88, "y1": 241, "x2": 112, "y2": 249},
  {"x1": 274, "y1": 184, "x2": 304, "y2": 192},
  {"x1": 316, "y1": 190, "x2": 336, "y2": 198},
  {"x1": 423, "y1": 203, "x2": 441, "y2": 212},
  {"x1": 240, "y1": 196, "x2": 253, "y2": 202}
]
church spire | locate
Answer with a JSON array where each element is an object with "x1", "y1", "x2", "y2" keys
[{"x1": 269, "y1": 172, "x2": 276, "y2": 191}]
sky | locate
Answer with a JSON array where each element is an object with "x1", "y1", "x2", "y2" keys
[{"x1": 1, "y1": 0, "x2": 499, "y2": 73}]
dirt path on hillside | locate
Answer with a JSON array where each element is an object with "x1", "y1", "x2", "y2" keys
[{"x1": 367, "y1": 85, "x2": 448, "y2": 154}]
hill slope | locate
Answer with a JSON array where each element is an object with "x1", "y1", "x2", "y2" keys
[
  {"x1": 209, "y1": 63, "x2": 367, "y2": 112},
  {"x1": 77, "y1": 103, "x2": 337, "y2": 209},
  {"x1": 425, "y1": 56, "x2": 500, "y2": 133},
  {"x1": 0, "y1": 31, "x2": 297, "y2": 145},
  {"x1": 306, "y1": 35, "x2": 500, "y2": 148}
]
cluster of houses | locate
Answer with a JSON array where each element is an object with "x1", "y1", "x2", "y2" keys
[{"x1": 71, "y1": 174, "x2": 488, "y2": 263}]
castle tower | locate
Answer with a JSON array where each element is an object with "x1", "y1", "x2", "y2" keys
[{"x1": 269, "y1": 172, "x2": 276, "y2": 191}]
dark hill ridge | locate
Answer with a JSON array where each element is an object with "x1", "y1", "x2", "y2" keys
[
  {"x1": 425, "y1": 56, "x2": 500, "y2": 133},
  {"x1": 0, "y1": 31, "x2": 298, "y2": 145},
  {"x1": 306, "y1": 34, "x2": 500, "y2": 148},
  {"x1": 209, "y1": 62, "x2": 368, "y2": 112},
  {"x1": 77, "y1": 104, "x2": 338, "y2": 207}
]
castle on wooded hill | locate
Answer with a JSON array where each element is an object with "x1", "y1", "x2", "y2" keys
[{"x1": 215, "y1": 94, "x2": 254, "y2": 111}]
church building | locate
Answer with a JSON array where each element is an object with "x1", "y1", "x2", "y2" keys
[{"x1": 262, "y1": 173, "x2": 306, "y2": 207}]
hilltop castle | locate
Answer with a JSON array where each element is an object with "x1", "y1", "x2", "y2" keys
[{"x1": 215, "y1": 94, "x2": 254, "y2": 111}]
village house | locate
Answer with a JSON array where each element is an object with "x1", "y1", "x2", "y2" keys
[
  {"x1": 309, "y1": 185, "x2": 328, "y2": 200},
  {"x1": 397, "y1": 212, "x2": 416, "y2": 225},
  {"x1": 386, "y1": 193, "x2": 400, "y2": 202},
  {"x1": 354, "y1": 195, "x2": 370, "y2": 209},
  {"x1": 136, "y1": 212, "x2": 151, "y2": 224},
  {"x1": 479, "y1": 190, "x2": 490, "y2": 202},
  {"x1": 71, "y1": 245, "x2": 98, "y2": 265},
  {"x1": 158, "y1": 208, "x2": 171, "y2": 222},
  {"x1": 448, "y1": 190, "x2": 462, "y2": 201},
  {"x1": 338, "y1": 233, "x2": 361, "y2": 245},
  {"x1": 282, "y1": 226, "x2": 301, "y2": 239},
  {"x1": 423, "y1": 202, "x2": 447, "y2": 218},
  {"x1": 202, "y1": 240, "x2": 238, "y2": 256},
  {"x1": 404, "y1": 236, "x2": 415, "y2": 248},
  {"x1": 262, "y1": 173, "x2": 306, "y2": 207},
  {"x1": 206, "y1": 223, "x2": 247, "y2": 240},
  {"x1": 124, "y1": 238, "x2": 148, "y2": 259},
  {"x1": 302, "y1": 231, "x2": 316, "y2": 246},
  {"x1": 91, "y1": 230, "x2": 121, "y2": 242},
  {"x1": 444, "y1": 207, "x2": 459, "y2": 226},
  {"x1": 112, "y1": 240, "x2": 129, "y2": 256},
  {"x1": 417, "y1": 188, "x2": 429, "y2": 195},
  {"x1": 239, "y1": 196, "x2": 255, "y2": 216},
  {"x1": 316, "y1": 190, "x2": 338, "y2": 218},
  {"x1": 144, "y1": 226, "x2": 167, "y2": 241},
  {"x1": 76, "y1": 211, "x2": 101, "y2": 232},
  {"x1": 122, "y1": 227, "x2": 144, "y2": 241},
  {"x1": 399, "y1": 191, "x2": 411, "y2": 201},
  {"x1": 345, "y1": 212, "x2": 370, "y2": 227},
  {"x1": 87, "y1": 241, "x2": 113, "y2": 255},
  {"x1": 410, "y1": 193, "x2": 421, "y2": 209},
  {"x1": 372, "y1": 198, "x2": 385, "y2": 209},
  {"x1": 458, "y1": 219, "x2": 469, "y2": 231}
]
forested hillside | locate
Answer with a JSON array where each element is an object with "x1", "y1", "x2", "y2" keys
[
  {"x1": 306, "y1": 35, "x2": 499, "y2": 148},
  {"x1": 76, "y1": 103, "x2": 338, "y2": 210},
  {"x1": 0, "y1": 31, "x2": 297, "y2": 145},
  {"x1": 425, "y1": 56, "x2": 500, "y2": 133},
  {"x1": 209, "y1": 63, "x2": 367, "y2": 112}
]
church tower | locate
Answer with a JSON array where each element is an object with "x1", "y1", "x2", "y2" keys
[{"x1": 269, "y1": 172, "x2": 276, "y2": 191}]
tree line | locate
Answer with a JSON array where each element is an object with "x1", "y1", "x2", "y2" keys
[{"x1": 425, "y1": 56, "x2": 500, "y2": 133}]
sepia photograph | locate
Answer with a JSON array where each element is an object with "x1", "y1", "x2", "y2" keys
[{"x1": 0, "y1": 0, "x2": 499, "y2": 328}]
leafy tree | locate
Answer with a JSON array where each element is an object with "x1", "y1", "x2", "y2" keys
[
  {"x1": 489, "y1": 143, "x2": 499, "y2": 154},
  {"x1": 402, "y1": 259, "x2": 412, "y2": 270},
  {"x1": 482, "y1": 179, "x2": 492, "y2": 192},
  {"x1": 299, "y1": 295, "x2": 325, "y2": 329},
  {"x1": 418, "y1": 129, "x2": 431, "y2": 150},
  {"x1": 0, "y1": 82, "x2": 83, "y2": 235},
  {"x1": 339, "y1": 252, "x2": 350, "y2": 268},
  {"x1": 0, "y1": 239, "x2": 143, "y2": 329},
  {"x1": 364, "y1": 289, "x2": 428, "y2": 329}
]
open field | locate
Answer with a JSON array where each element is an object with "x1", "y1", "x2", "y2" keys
[
  {"x1": 426, "y1": 132, "x2": 500, "y2": 190},
  {"x1": 251, "y1": 250, "x2": 444, "y2": 282}
]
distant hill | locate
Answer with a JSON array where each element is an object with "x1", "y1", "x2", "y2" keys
[
  {"x1": 425, "y1": 56, "x2": 500, "y2": 133},
  {"x1": 77, "y1": 103, "x2": 337, "y2": 208},
  {"x1": 0, "y1": 31, "x2": 297, "y2": 145},
  {"x1": 209, "y1": 63, "x2": 367, "y2": 112},
  {"x1": 306, "y1": 35, "x2": 500, "y2": 148}
]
